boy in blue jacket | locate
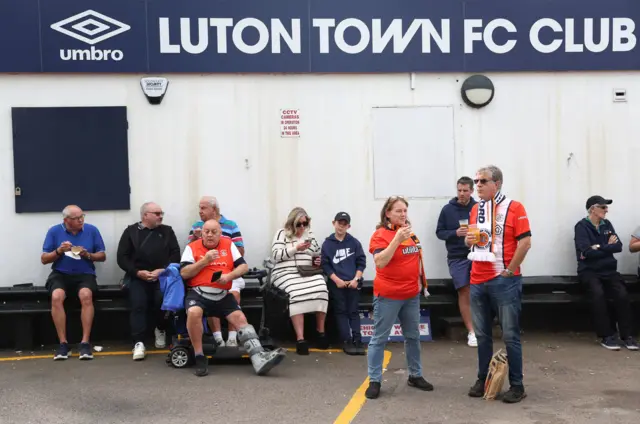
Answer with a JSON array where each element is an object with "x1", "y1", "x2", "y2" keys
[{"x1": 321, "y1": 212, "x2": 367, "y2": 355}]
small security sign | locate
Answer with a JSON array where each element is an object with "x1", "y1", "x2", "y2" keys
[{"x1": 140, "y1": 77, "x2": 169, "y2": 105}]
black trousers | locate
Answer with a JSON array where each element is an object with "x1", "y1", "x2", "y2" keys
[
  {"x1": 129, "y1": 277, "x2": 166, "y2": 344},
  {"x1": 578, "y1": 271, "x2": 633, "y2": 339}
]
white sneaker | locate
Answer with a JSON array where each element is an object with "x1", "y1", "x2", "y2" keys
[
  {"x1": 467, "y1": 332, "x2": 478, "y2": 348},
  {"x1": 133, "y1": 342, "x2": 146, "y2": 361},
  {"x1": 214, "y1": 338, "x2": 226, "y2": 347},
  {"x1": 154, "y1": 328, "x2": 166, "y2": 348},
  {"x1": 226, "y1": 338, "x2": 238, "y2": 348}
]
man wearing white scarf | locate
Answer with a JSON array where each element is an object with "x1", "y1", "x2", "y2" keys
[{"x1": 464, "y1": 165, "x2": 532, "y2": 404}]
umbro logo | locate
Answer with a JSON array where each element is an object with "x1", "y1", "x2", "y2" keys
[{"x1": 50, "y1": 10, "x2": 130, "y2": 62}]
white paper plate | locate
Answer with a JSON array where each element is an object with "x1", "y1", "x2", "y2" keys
[{"x1": 64, "y1": 251, "x2": 81, "y2": 260}]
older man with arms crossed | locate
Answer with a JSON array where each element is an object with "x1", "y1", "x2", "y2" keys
[
  {"x1": 180, "y1": 219, "x2": 286, "y2": 377},
  {"x1": 464, "y1": 165, "x2": 531, "y2": 403}
]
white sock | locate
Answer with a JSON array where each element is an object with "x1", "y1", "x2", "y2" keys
[
  {"x1": 213, "y1": 331, "x2": 223, "y2": 341},
  {"x1": 228, "y1": 331, "x2": 237, "y2": 341}
]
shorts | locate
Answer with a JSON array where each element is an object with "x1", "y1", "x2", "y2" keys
[
  {"x1": 185, "y1": 290, "x2": 241, "y2": 318},
  {"x1": 447, "y1": 258, "x2": 472, "y2": 290},
  {"x1": 230, "y1": 278, "x2": 245, "y2": 293},
  {"x1": 46, "y1": 271, "x2": 98, "y2": 297}
]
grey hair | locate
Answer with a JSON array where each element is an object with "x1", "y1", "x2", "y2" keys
[
  {"x1": 200, "y1": 196, "x2": 220, "y2": 211},
  {"x1": 284, "y1": 207, "x2": 310, "y2": 238},
  {"x1": 62, "y1": 206, "x2": 72, "y2": 218},
  {"x1": 477, "y1": 165, "x2": 503, "y2": 188},
  {"x1": 140, "y1": 202, "x2": 154, "y2": 219}
]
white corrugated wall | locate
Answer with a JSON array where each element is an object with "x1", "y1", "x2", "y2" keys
[{"x1": 0, "y1": 72, "x2": 638, "y2": 286}]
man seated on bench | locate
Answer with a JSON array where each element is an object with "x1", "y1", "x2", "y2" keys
[
  {"x1": 180, "y1": 219, "x2": 286, "y2": 377},
  {"x1": 574, "y1": 195, "x2": 638, "y2": 351},
  {"x1": 41, "y1": 205, "x2": 106, "y2": 361},
  {"x1": 188, "y1": 195, "x2": 245, "y2": 347}
]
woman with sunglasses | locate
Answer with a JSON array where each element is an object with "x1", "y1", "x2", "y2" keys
[
  {"x1": 270, "y1": 207, "x2": 329, "y2": 355},
  {"x1": 364, "y1": 196, "x2": 433, "y2": 399}
]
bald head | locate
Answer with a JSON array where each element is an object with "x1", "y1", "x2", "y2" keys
[{"x1": 201, "y1": 219, "x2": 222, "y2": 248}]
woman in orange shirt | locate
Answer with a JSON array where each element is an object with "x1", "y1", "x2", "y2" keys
[{"x1": 364, "y1": 196, "x2": 434, "y2": 399}]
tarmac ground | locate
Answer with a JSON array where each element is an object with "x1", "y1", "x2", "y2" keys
[{"x1": 0, "y1": 332, "x2": 639, "y2": 424}]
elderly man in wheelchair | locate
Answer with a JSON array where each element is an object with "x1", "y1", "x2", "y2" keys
[{"x1": 179, "y1": 219, "x2": 287, "y2": 377}]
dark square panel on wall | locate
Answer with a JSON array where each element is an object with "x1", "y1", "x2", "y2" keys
[{"x1": 11, "y1": 106, "x2": 130, "y2": 213}]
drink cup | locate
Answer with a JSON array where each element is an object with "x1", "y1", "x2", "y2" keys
[
  {"x1": 459, "y1": 219, "x2": 469, "y2": 229},
  {"x1": 468, "y1": 224, "x2": 480, "y2": 244}
]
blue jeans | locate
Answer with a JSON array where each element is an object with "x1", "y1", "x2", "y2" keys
[
  {"x1": 470, "y1": 275, "x2": 523, "y2": 387},
  {"x1": 367, "y1": 294, "x2": 422, "y2": 383}
]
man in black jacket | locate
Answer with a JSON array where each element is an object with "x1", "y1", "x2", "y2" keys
[
  {"x1": 117, "y1": 202, "x2": 181, "y2": 360},
  {"x1": 574, "y1": 195, "x2": 638, "y2": 351}
]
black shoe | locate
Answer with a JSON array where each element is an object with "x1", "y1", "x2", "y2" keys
[
  {"x1": 296, "y1": 340, "x2": 309, "y2": 355},
  {"x1": 194, "y1": 355, "x2": 209, "y2": 377},
  {"x1": 600, "y1": 335, "x2": 621, "y2": 350},
  {"x1": 54, "y1": 343, "x2": 70, "y2": 361},
  {"x1": 502, "y1": 385, "x2": 527, "y2": 403},
  {"x1": 407, "y1": 376, "x2": 434, "y2": 391},
  {"x1": 316, "y1": 333, "x2": 329, "y2": 350},
  {"x1": 365, "y1": 382, "x2": 381, "y2": 399},
  {"x1": 468, "y1": 379, "x2": 485, "y2": 397},
  {"x1": 343, "y1": 340, "x2": 358, "y2": 355},
  {"x1": 622, "y1": 336, "x2": 639, "y2": 351},
  {"x1": 78, "y1": 342, "x2": 93, "y2": 360},
  {"x1": 354, "y1": 338, "x2": 366, "y2": 355}
]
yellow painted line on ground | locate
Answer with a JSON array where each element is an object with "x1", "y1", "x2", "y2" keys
[
  {"x1": 0, "y1": 350, "x2": 170, "y2": 362},
  {"x1": 0, "y1": 347, "x2": 344, "y2": 362},
  {"x1": 333, "y1": 350, "x2": 392, "y2": 424}
]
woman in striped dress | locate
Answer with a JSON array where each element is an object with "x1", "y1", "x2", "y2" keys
[{"x1": 271, "y1": 207, "x2": 329, "y2": 355}]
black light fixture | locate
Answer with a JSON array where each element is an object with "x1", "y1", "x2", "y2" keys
[{"x1": 461, "y1": 75, "x2": 495, "y2": 109}]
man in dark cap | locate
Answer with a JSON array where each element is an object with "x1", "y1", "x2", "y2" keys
[{"x1": 574, "y1": 195, "x2": 638, "y2": 350}]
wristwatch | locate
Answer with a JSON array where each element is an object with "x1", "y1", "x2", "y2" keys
[{"x1": 504, "y1": 269, "x2": 514, "y2": 276}]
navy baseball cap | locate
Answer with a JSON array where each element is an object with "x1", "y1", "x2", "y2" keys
[
  {"x1": 334, "y1": 212, "x2": 351, "y2": 223},
  {"x1": 586, "y1": 195, "x2": 612, "y2": 210}
]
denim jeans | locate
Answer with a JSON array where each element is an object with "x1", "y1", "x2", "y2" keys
[
  {"x1": 367, "y1": 294, "x2": 422, "y2": 383},
  {"x1": 470, "y1": 275, "x2": 523, "y2": 387}
]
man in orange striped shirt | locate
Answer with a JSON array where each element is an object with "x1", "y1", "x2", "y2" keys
[{"x1": 464, "y1": 165, "x2": 532, "y2": 403}]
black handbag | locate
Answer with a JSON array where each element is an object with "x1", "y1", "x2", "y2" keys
[{"x1": 295, "y1": 254, "x2": 324, "y2": 277}]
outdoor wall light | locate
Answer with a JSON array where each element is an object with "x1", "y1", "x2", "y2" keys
[{"x1": 461, "y1": 75, "x2": 495, "y2": 109}]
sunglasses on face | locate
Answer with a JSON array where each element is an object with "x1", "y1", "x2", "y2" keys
[
  {"x1": 595, "y1": 205, "x2": 608, "y2": 210},
  {"x1": 296, "y1": 221, "x2": 309, "y2": 228},
  {"x1": 473, "y1": 178, "x2": 493, "y2": 185}
]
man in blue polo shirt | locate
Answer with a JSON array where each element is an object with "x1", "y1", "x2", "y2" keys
[{"x1": 41, "y1": 205, "x2": 106, "y2": 361}]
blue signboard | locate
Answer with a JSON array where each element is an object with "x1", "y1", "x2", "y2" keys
[{"x1": 1, "y1": 0, "x2": 639, "y2": 73}]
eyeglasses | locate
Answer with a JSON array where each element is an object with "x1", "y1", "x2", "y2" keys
[
  {"x1": 147, "y1": 211, "x2": 164, "y2": 217},
  {"x1": 473, "y1": 178, "x2": 493, "y2": 185},
  {"x1": 296, "y1": 221, "x2": 309, "y2": 228},
  {"x1": 67, "y1": 214, "x2": 85, "y2": 221}
]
